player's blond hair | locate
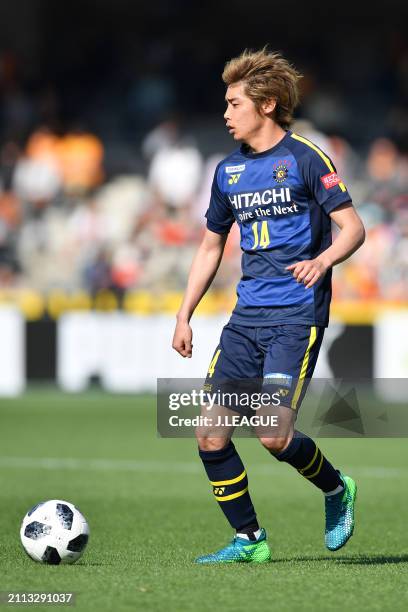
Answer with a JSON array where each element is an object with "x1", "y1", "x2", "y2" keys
[{"x1": 222, "y1": 47, "x2": 302, "y2": 129}]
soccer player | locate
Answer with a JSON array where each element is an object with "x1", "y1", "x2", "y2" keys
[{"x1": 172, "y1": 48, "x2": 365, "y2": 563}]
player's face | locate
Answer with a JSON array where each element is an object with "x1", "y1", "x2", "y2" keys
[{"x1": 224, "y1": 82, "x2": 271, "y2": 143}]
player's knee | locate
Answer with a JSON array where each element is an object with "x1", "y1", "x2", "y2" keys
[
  {"x1": 258, "y1": 435, "x2": 292, "y2": 454},
  {"x1": 195, "y1": 430, "x2": 230, "y2": 452}
]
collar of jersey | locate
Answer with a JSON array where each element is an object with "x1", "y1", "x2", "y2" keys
[{"x1": 240, "y1": 129, "x2": 291, "y2": 159}]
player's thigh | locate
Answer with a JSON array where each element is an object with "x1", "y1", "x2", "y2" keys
[
  {"x1": 204, "y1": 322, "x2": 263, "y2": 383},
  {"x1": 197, "y1": 323, "x2": 264, "y2": 448},
  {"x1": 203, "y1": 322, "x2": 263, "y2": 412},
  {"x1": 251, "y1": 402, "x2": 296, "y2": 447}
]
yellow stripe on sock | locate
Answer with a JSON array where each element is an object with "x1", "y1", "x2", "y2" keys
[
  {"x1": 210, "y1": 469, "x2": 246, "y2": 486},
  {"x1": 304, "y1": 453, "x2": 324, "y2": 479},
  {"x1": 291, "y1": 133, "x2": 347, "y2": 192},
  {"x1": 291, "y1": 326, "x2": 317, "y2": 410},
  {"x1": 214, "y1": 486, "x2": 249, "y2": 502},
  {"x1": 298, "y1": 446, "x2": 319, "y2": 474}
]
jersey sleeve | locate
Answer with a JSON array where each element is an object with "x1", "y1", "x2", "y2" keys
[
  {"x1": 204, "y1": 164, "x2": 235, "y2": 234},
  {"x1": 302, "y1": 149, "x2": 352, "y2": 215}
]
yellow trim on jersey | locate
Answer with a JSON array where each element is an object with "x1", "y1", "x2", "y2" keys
[
  {"x1": 214, "y1": 486, "x2": 249, "y2": 502},
  {"x1": 290, "y1": 133, "x2": 347, "y2": 192},
  {"x1": 210, "y1": 469, "x2": 246, "y2": 487},
  {"x1": 298, "y1": 446, "x2": 319, "y2": 475},
  {"x1": 304, "y1": 453, "x2": 324, "y2": 479},
  {"x1": 291, "y1": 326, "x2": 317, "y2": 410}
]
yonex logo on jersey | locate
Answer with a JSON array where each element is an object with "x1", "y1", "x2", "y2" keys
[
  {"x1": 225, "y1": 164, "x2": 246, "y2": 174},
  {"x1": 228, "y1": 188, "x2": 291, "y2": 209},
  {"x1": 228, "y1": 174, "x2": 241, "y2": 185}
]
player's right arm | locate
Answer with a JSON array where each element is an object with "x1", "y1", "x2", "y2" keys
[{"x1": 172, "y1": 228, "x2": 228, "y2": 358}]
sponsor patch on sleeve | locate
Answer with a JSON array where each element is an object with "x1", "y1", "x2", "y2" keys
[{"x1": 321, "y1": 172, "x2": 341, "y2": 189}]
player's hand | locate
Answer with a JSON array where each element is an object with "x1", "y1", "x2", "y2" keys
[
  {"x1": 172, "y1": 320, "x2": 193, "y2": 358},
  {"x1": 286, "y1": 257, "x2": 329, "y2": 289}
]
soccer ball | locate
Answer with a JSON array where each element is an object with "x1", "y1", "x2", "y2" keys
[{"x1": 20, "y1": 499, "x2": 89, "y2": 564}]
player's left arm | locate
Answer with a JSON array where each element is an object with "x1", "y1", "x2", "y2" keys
[{"x1": 287, "y1": 202, "x2": 365, "y2": 288}]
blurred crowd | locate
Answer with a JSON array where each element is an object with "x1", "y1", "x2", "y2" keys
[
  {"x1": 0, "y1": 1, "x2": 407, "y2": 305},
  {"x1": 0, "y1": 117, "x2": 407, "y2": 302}
]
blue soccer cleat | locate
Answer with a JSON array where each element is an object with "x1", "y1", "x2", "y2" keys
[
  {"x1": 325, "y1": 473, "x2": 357, "y2": 551},
  {"x1": 195, "y1": 527, "x2": 271, "y2": 564}
]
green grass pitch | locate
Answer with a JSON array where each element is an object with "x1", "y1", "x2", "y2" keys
[{"x1": 0, "y1": 388, "x2": 407, "y2": 612}]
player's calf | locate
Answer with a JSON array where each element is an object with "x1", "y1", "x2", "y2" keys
[
  {"x1": 272, "y1": 430, "x2": 344, "y2": 494},
  {"x1": 197, "y1": 440, "x2": 260, "y2": 537}
]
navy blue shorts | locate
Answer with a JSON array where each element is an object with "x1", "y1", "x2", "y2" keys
[{"x1": 203, "y1": 322, "x2": 324, "y2": 415}]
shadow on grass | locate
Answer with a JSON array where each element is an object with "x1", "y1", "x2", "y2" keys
[
  {"x1": 75, "y1": 562, "x2": 110, "y2": 566},
  {"x1": 274, "y1": 554, "x2": 408, "y2": 565}
]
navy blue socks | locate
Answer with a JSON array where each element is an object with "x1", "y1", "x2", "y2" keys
[
  {"x1": 274, "y1": 431, "x2": 343, "y2": 493},
  {"x1": 199, "y1": 441, "x2": 259, "y2": 533}
]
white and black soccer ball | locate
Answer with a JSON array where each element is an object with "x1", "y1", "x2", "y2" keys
[{"x1": 20, "y1": 500, "x2": 89, "y2": 564}]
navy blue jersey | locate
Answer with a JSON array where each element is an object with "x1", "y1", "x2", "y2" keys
[{"x1": 204, "y1": 130, "x2": 352, "y2": 327}]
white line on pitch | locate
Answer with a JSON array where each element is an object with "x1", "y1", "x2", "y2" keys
[{"x1": 0, "y1": 456, "x2": 406, "y2": 479}]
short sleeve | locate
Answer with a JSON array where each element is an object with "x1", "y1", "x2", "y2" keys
[
  {"x1": 204, "y1": 165, "x2": 235, "y2": 234},
  {"x1": 303, "y1": 150, "x2": 352, "y2": 215}
]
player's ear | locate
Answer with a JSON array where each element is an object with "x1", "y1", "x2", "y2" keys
[{"x1": 261, "y1": 98, "x2": 277, "y2": 116}]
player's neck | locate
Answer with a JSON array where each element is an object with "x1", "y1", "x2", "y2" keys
[{"x1": 245, "y1": 123, "x2": 287, "y2": 154}]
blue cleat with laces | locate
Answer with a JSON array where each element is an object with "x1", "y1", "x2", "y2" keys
[
  {"x1": 325, "y1": 473, "x2": 357, "y2": 551},
  {"x1": 195, "y1": 527, "x2": 271, "y2": 564}
]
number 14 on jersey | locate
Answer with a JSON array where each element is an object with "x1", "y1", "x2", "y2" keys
[{"x1": 252, "y1": 220, "x2": 270, "y2": 249}]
